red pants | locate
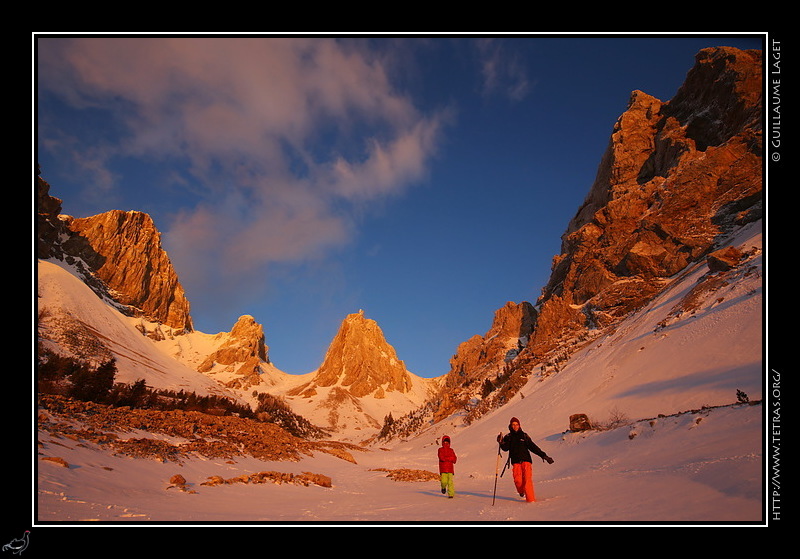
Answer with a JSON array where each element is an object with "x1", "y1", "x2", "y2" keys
[{"x1": 512, "y1": 461, "x2": 536, "y2": 502}]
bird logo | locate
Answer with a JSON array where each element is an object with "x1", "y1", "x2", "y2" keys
[{"x1": 2, "y1": 531, "x2": 29, "y2": 555}]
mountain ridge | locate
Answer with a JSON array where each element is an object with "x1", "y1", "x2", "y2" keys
[
  {"x1": 36, "y1": 45, "x2": 763, "y2": 445},
  {"x1": 417, "y1": 45, "x2": 763, "y2": 428},
  {"x1": 34, "y1": 43, "x2": 765, "y2": 525}
]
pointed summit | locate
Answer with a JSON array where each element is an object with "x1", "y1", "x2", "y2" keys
[
  {"x1": 313, "y1": 311, "x2": 413, "y2": 398},
  {"x1": 197, "y1": 315, "x2": 269, "y2": 365},
  {"x1": 279, "y1": 310, "x2": 438, "y2": 440}
]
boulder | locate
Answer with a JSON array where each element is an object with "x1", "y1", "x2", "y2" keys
[
  {"x1": 569, "y1": 413, "x2": 592, "y2": 431},
  {"x1": 707, "y1": 246, "x2": 744, "y2": 272}
]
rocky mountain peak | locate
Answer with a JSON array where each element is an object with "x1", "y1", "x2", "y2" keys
[
  {"x1": 197, "y1": 315, "x2": 271, "y2": 391},
  {"x1": 530, "y1": 45, "x2": 762, "y2": 357},
  {"x1": 424, "y1": 46, "x2": 763, "y2": 427},
  {"x1": 37, "y1": 170, "x2": 191, "y2": 332},
  {"x1": 228, "y1": 314, "x2": 269, "y2": 360},
  {"x1": 664, "y1": 46, "x2": 762, "y2": 151},
  {"x1": 200, "y1": 315, "x2": 269, "y2": 368},
  {"x1": 312, "y1": 310, "x2": 413, "y2": 398},
  {"x1": 61, "y1": 209, "x2": 193, "y2": 332}
]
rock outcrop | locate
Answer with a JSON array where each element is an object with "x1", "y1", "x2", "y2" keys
[
  {"x1": 36, "y1": 170, "x2": 64, "y2": 260},
  {"x1": 434, "y1": 302, "x2": 536, "y2": 420},
  {"x1": 63, "y1": 210, "x2": 193, "y2": 332},
  {"x1": 197, "y1": 315, "x2": 271, "y2": 390},
  {"x1": 529, "y1": 47, "x2": 762, "y2": 357},
  {"x1": 37, "y1": 169, "x2": 193, "y2": 332},
  {"x1": 448, "y1": 302, "x2": 537, "y2": 379},
  {"x1": 430, "y1": 46, "x2": 763, "y2": 425}
]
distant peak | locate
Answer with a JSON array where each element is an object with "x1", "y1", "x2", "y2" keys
[{"x1": 314, "y1": 311, "x2": 412, "y2": 397}]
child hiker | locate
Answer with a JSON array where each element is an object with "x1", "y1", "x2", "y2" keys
[
  {"x1": 497, "y1": 417, "x2": 554, "y2": 502},
  {"x1": 438, "y1": 435, "x2": 457, "y2": 498}
]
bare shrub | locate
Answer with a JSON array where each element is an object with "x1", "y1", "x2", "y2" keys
[{"x1": 593, "y1": 406, "x2": 631, "y2": 431}]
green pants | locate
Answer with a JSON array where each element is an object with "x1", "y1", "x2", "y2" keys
[{"x1": 440, "y1": 473, "x2": 455, "y2": 497}]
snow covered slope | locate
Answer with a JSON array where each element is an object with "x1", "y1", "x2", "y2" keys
[
  {"x1": 37, "y1": 259, "x2": 239, "y2": 400},
  {"x1": 501, "y1": 219, "x2": 763, "y2": 438},
  {"x1": 37, "y1": 256, "x2": 439, "y2": 442}
]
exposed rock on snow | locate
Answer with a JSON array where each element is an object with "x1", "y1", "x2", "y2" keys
[
  {"x1": 568, "y1": 413, "x2": 592, "y2": 432},
  {"x1": 199, "y1": 471, "x2": 332, "y2": 488},
  {"x1": 37, "y1": 394, "x2": 364, "y2": 464}
]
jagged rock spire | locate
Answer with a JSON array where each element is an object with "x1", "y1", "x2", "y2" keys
[{"x1": 313, "y1": 311, "x2": 413, "y2": 398}]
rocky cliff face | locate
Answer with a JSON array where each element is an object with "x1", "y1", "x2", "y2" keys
[
  {"x1": 530, "y1": 46, "x2": 762, "y2": 357},
  {"x1": 63, "y1": 210, "x2": 193, "y2": 332},
  {"x1": 448, "y1": 302, "x2": 536, "y2": 380},
  {"x1": 432, "y1": 46, "x2": 763, "y2": 425},
  {"x1": 36, "y1": 171, "x2": 64, "y2": 260},
  {"x1": 432, "y1": 302, "x2": 535, "y2": 421},
  {"x1": 37, "y1": 171, "x2": 193, "y2": 332}
]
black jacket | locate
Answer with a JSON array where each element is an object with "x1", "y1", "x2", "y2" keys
[{"x1": 500, "y1": 429, "x2": 547, "y2": 464}]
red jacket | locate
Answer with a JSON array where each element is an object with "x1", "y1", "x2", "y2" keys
[{"x1": 438, "y1": 444, "x2": 457, "y2": 474}]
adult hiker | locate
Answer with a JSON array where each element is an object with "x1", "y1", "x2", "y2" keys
[
  {"x1": 497, "y1": 417, "x2": 554, "y2": 502},
  {"x1": 437, "y1": 435, "x2": 458, "y2": 498}
]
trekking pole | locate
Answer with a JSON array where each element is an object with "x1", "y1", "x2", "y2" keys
[{"x1": 492, "y1": 440, "x2": 502, "y2": 506}]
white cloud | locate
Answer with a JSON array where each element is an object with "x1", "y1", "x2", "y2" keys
[{"x1": 37, "y1": 37, "x2": 446, "y2": 293}]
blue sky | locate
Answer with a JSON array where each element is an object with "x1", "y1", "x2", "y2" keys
[{"x1": 35, "y1": 34, "x2": 764, "y2": 377}]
